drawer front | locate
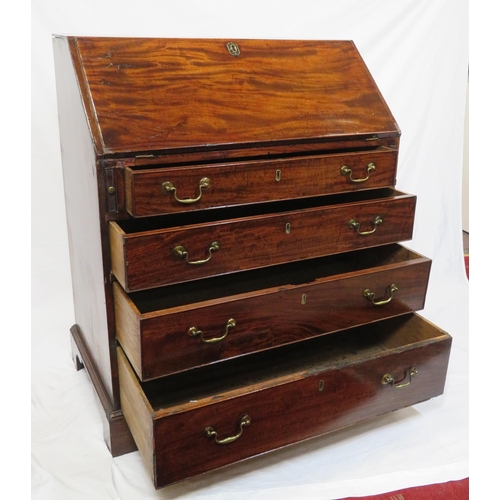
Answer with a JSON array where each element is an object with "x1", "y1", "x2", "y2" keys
[
  {"x1": 126, "y1": 149, "x2": 398, "y2": 217},
  {"x1": 116, "y1": 316, "x2": 451, "y2": 488},
  {"x1": 115, "y1": 251, "x2": 431, "y2": 380},
  {"x1": 111, "y1": 193, "x2": 416, "y2": 292}
]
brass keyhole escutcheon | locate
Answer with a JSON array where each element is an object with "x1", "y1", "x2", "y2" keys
[
  {"x1": 301, "y1": 294, "x2": 307, "y2": 305},
  {"x1": 318, "y1": 380, "x2": 324, "y2": 391},
  {"x1": 275, "y1": 169, "x2": 281, "y2": 181},
  {"x1": 226, "y1": 42, "x2": 240, "y2": 56},
  {"x1": 285, "y1": 222, "x2": 291, "y2": 234}
]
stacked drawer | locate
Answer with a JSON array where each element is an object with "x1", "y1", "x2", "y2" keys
[
  {"x1": 54, "y1": 36, "x2": 452, "y2": 489},
  {"x1": 112, "y1": 148, "x2": 451, "y2": 488}
]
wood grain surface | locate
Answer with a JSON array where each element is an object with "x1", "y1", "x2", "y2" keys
[
  {"x1": 111, "y1": 189, "x2": 416, "y2": 291},
  {"x1": 114, "y1": 245, "x2": 431, "y2": 380},
  {"x1": 71, "y1": 37, "x2": 400, "y2": 155},
  {"x1": 126, "y1": 148, "x2": 398, "y2": 217}
]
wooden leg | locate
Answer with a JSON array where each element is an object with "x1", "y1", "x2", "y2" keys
[
  {"x1": 70, "y1": 331, "x2": 85, "y2": 371},
  {"x1": 70, "y1": 325, "x2": 137, "y2": 457}
]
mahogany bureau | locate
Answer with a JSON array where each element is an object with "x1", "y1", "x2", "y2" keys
[{"x1": 53, "y1": 36, "x2": 452, "y2": 489}]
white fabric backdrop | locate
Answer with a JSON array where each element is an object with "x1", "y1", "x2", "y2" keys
[{"x1": 31, "y1": 1, "x2": 469, "y2": 498}]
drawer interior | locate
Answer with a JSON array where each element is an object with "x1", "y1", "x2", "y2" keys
[
  {"x1": 137, "y1": 314, "x2": 448, "y2": 413},
  {"x1": 127, "y1": 244, "x2": 424, "y2": 312},
  {"x1": 116, "y1": 188, "x2": 402, "y2": 233}
]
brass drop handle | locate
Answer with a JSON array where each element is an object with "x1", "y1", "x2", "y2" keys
[
  {"x1": 341, "y1": 162, "x2": 376, "y2": 183},
  {"x1": 363, "y1": 283, "x2": 398, "y2": 306},
  {"x1": 382, "y1": 367, "x2": 418, "y2": 388},
  {"x1": 162, "y1": 177, "x2": 211, "y2": 204},
  {"x1": 173, "y1": 241, "x2": 220, "y2": 265},
  {"x1": 205, "y1": 414, "x2": 251, "y2": 445},
  {"x1": 188, "y1": 318, "x2": 236, "y2": 343},
  {"x1": 348, "y1": 215, "x2": 383, "y2": 235}
]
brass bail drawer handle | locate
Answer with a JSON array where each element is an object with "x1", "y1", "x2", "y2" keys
[
  {"x1": 162, "y1": 177, "x2": 211, "y2": 204},
  {"x1": 348, "y1": 215, "x2": 383, "y2": 235},
  {"x1": 205, "y1": 414, "x2": 251, "y2": 445},
  {"x1": 173, "y1": 241, "x2": 220, "y2": 265},
  {"x1": 341, "y1": 162, "x2": 376, "y2": 183},
  {"x1": 363, "y1": 283, "x2": 398, "y2": 306},
  {"x1": 382, "y1": 367, "x2": 418, "y2": 388},
  {"x1": 188, "y1": 318, "x2": 236, "y2": 343}
]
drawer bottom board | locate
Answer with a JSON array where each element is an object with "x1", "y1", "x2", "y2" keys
[{"x1": 118, "y1": 313, "x2": 452, "y2": 488}]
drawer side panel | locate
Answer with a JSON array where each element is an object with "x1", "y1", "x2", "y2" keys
[
  {"x1": 114, "y1": 282, "x2": 143, "y2": 378},
  {"x1": 117, "y1": 348, "x2": 155, "y2": 479},
  {"x1": 109, "y1": 222, "x2": 127, "y2": 290}
]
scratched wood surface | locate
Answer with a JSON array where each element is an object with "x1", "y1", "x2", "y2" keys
[{"x1": 71, "y1": 37, "x2": 400, "y2": 156}]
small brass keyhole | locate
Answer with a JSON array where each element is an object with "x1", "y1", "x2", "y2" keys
[
  {"x1": 275, "y1": 169, "x2": 281, "y2": 181},
  {"x1": 285, "y1": 222, "x2": 291, "y2": 234},
  {"x1": 318, "y1": 380, "x2": 324, "y2": 391},
  {"x1": 301, "y1": 294, "x2": 307, "y2": 305}
]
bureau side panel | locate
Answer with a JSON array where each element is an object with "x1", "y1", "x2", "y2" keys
[{"x1": 53, "y1": 36, "x2": 115, "y2": 405}]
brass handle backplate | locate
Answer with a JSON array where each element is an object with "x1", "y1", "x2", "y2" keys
[
  {"x1": 382, "y1": 367, "x2": 418, "y2": 388},
  {"x1": 348, "y1": 215, "x2": 383, "y2": 235},
  {"x1": 188, "y1": 318, "x2": 236, "y2": 343},
  {"x1": 173, "y1": 241, "x2": 220, "y2": 265},
  {"x1": 341, "y1": 162, "x2": 376, "y2": 183},
  {"x1": 162, "y1": 177, "x2": 211, "y2": 204},
  {"x1": 205, "y1": 414, "x2": 251, "y2": 444},
  {"x1": 363, "y1": 283, "x2": 398, "y2": 306}
]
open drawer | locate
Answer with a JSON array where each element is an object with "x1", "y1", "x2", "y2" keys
[
  {"x1": 118, "y1": 313, "x2": 451, "y2": 488},
  {"x1": 115, "y1": 244, "x2": 432, "y2": 380},
  {"x1": 110, "y1": 189, "x2": 416, "y2": 292},
  {"x1": 125, "y1": 148, "x2": 398, "y2": 217}
]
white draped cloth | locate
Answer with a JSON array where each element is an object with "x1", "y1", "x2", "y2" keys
[{"x1": 32, "y1": 1, "x2": 469, "y2": 498}]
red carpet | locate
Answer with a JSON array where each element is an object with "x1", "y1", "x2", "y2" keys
[{"x1": 342, "y1": 477, "x2": 469, "y2": 499}]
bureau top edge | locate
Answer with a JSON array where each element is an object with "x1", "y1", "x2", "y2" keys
[{"x1": 55, "y1": 36, "x2": 400, "y2": 157}]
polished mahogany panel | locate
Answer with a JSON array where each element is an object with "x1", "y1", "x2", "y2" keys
[
  {"x1": 125, "y1": 148, "x2": 398, "y2": 217},
  {"x1": 71, "y1": 37, "x2": 400, "y2": 155}
]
